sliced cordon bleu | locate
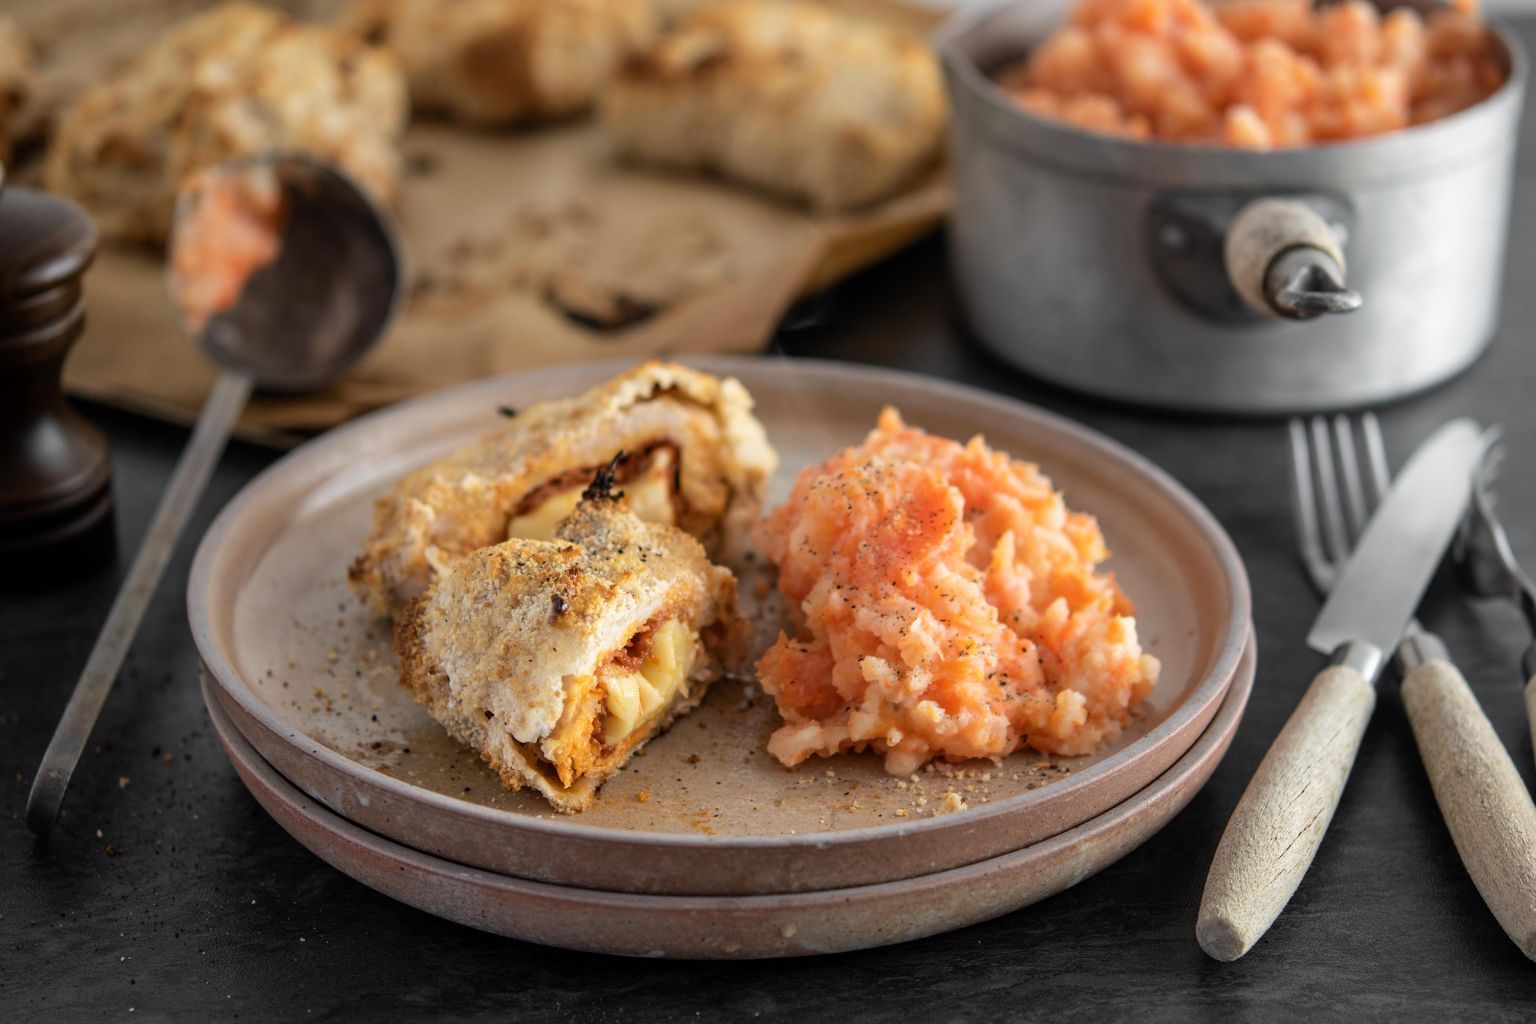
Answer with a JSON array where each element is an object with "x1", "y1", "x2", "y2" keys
[
  {"x1": 349, "y1": 361, "x2": 776, "y2": 616},
  {"x1": 392, "y1": 475, "x2": 744, "y2": 812}
]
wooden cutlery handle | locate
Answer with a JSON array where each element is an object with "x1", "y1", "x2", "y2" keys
[
  {"x1": 1402, "y1": 659, "x2": 1536, "y2": 961},
  {"x1": 1198, "y1": 665, "x2": 1376, "y2": 961},
  {"x1": 1526, "y1": 674, "x2": 1536, "y2": 773}
]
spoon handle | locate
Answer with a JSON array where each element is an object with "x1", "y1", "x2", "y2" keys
[{"x1": 26, "y1": 370, "x2": 253, "y2": 838}]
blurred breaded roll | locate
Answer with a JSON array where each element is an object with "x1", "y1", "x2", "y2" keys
[
  {"x1": 0, "y1": 17, "x2": 35, "y2": 164},
  {"x1": 44, "y1": 3, "x2": 406, "y2": 244},
  {"x1": 649, "y1": 0, "x2": 709, "y2": 24},
  {"x1": 601, "y1": 0, "x2": 946, "y2": 211},
  {"x1": 349, "y1": 0, "x2": 657, "y2": 125}
]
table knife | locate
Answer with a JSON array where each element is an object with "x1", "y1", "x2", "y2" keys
[{"x1": 1198, "y1": 418, "x2": 1486, "y2": 961}]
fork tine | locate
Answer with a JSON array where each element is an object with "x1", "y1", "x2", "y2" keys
[
  {"x1": 1361, "y1": 412, "x2": 1390, "y2": 507},
  {"x1": 1310, "y1": 416, "x2": 1351, "y2": 569},
  {"x1": 1290, "y1": 418, "x2": 1316, "y2": 542},
  {"x1": 1332, "y1": 414, "x2": 1369, "y2": 540},
  {"x1": 1478, "y1": 431, "x2": 1507, "y2": 508},
  {"x1": 1290, "y1": 418, "x2": 1332, "y2": 592}
]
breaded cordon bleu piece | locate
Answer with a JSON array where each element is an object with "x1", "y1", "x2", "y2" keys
[
  {"x1": 350, "y1": 361, "x2": 777, "y2": 617},
  {"x1": 649, "y1": 0, "x2": 710, "y2": 24},
  {"x1": 44, "y1": 2, "x2": 406, "y2": 244},
  {"x1": 346, "y1": 0, "x2": 657, "y2": 125},
  {"x1": 0, "y1": 17, "x2": 35, "y2": 164},
  {"x1": 600, "y1": 0, "x2": 947, "y2": 211},
  {"x1": 393, "y1": 473, "x2": 745, "y2": 811}
]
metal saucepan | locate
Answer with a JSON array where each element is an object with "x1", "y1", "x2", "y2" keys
[{"x1": 937, "y1": 1, "x2": 1528, "y2": 413}]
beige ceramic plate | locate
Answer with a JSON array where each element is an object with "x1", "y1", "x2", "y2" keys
[
  {"x1": 204, "y1": 636, "x2": 1253, "y2": 958},
  {"x1": 189, "y1": 358, "x2": 1251, "y2": 896}
]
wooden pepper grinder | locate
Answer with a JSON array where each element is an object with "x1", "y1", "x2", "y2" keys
[{"x1": 0, "y1": 185, "x2": 115, "y2": 588}]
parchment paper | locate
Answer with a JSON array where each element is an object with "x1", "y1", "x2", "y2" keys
[{"x1": 5, "y1": 0, "x2": 950, "y2": 443}]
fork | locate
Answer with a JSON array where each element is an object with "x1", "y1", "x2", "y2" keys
[
  {"x1": 1458, "y1": 435, "x2": 1536, "y2": 765},
  {"x1": 1251, "y1": 415, "x2": 1536, "y2": 960},
  {"x1": 1289, "y1": 413, "x2": 1419, "y2": 632}
]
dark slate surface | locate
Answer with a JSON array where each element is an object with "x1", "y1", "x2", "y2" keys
[{"x1": 8, "y1": 37, "x2": 1536, "y2": 1024}]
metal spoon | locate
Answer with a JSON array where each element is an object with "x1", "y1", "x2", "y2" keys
[
  {"x1": 1456, "y1": 431, "x2": 1536, "y2": 757},
  {"x1": 25, "y1": 153, "x2": 403, "y2": 838}
]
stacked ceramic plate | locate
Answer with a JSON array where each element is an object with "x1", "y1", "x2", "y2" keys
[{"x1": 189, "y1": 358, "x2": 1253, "y2": 958}]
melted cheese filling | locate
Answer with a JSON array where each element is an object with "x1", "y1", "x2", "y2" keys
[
  {"x1": 530, "y1": 620, "x2": 702, "y2": 790},
  {"x1": 601, "y1": 620, "x2": 698, "y2": 746},
  {"x1": 507, "y1": 448, "x2": 677, "y2": 542}
]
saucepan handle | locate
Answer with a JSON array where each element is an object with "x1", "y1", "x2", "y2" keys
[{"x1": 1224, "y1": 198, "x2": 1363, "y2": 320}]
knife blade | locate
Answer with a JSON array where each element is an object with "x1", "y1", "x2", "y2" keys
[
  {"x1": 1306, "y1": 418, "x2": 1485, "y2": 667},
  {"x1": 1199, "y1": 417, "x2": 1484, "y2": 962}
]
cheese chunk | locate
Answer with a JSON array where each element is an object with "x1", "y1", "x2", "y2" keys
[
  {"x1": 507, "y1": 449, "x2": 676, "y2": 542},
  {"x1": 626, "y1": 448, "x2": 676, "y2": 525},
  {"x1": 601, "y1": 620, "x2": 698, "y2": 745},
  {"x1": 640, "y1": 617, "x2": 696, "y2": 694},
  {"x1": 507, "y1": 485, "x2": 584, "y2": 542},
  {"x1": 602, "y1": 673, "x2": 644, "y2": 746}
]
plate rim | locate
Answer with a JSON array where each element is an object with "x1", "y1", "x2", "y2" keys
[
  {"x1": 189, "y1": 355, "x2": 1252, "y2": 852},
  {"x1": 201, "y1": 633, "x2": 1254, "y2": 956}
]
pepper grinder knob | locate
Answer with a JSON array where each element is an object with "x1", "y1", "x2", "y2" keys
[{"x1": 0, "y1": 185, "x2": 115, "y2": 588}]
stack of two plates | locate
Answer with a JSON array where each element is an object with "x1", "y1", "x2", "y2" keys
[{"x1": 189, "y1": 359, "x2": 1254, "y2": 958}]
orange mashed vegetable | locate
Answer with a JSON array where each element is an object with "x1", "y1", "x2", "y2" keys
[
  {"x1": 170, "y1": 164, "x2": 289, "y2": 333},
  {"x1": 999, "y1": 0, "x2": 1505, "y2": 148},
  {"x1": 753, "y1": 409, "x2": 1160, "y2": 775}
]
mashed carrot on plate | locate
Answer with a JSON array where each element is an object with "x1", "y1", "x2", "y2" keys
[
  {"x1": 753, "y1": 408, "x2": 1160, "y2": 775},
  {"x1": 998, "y1": 0, "x2": 1505, "y2": 149}
]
